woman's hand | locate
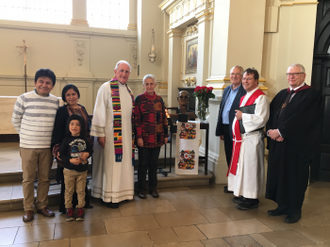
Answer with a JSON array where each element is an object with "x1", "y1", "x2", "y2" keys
[
  {"x1": 137, "y1": 138, "x2": 144, "y2": 147},
  {"x1": 164, "y1": 137, "x2": 169, "y2": 144},
  {"x1": 56, "y1": 151, "x2": 62, "y2": 161},
  {"x1": 97, "y1": 137, "x2": 106, "y2": 148}
]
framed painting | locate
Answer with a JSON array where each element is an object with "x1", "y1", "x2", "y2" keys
[{"x1": 185, "y1": 37, "x2": 198, "y2": 75}]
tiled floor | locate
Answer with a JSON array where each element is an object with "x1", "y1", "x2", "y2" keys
[
  {"x1": 1, "y1": 143, "x2": 330, "y2": 246},
  {"x1": 0, "y1": 182, "x2": 330, "y2": 246}
]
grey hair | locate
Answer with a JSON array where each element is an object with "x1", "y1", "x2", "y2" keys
[
  {"x1": 143, "y1": 74, "x2": 156, "y2": 84},
  {"x1": 288, "y1": 63, "x2": 306, "y2": 73},
  {"x1": 114, "y1": 60, "x2": 132, "y2": 72},
  {"x1": 230, "y1": 65, "x2": 244, "y2": 75}
]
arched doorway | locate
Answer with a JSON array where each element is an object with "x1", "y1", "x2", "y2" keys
[{"x1": 311, "y1": 0, "x2": 330, "y2": 181}]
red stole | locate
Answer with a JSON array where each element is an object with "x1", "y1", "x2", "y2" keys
[
  {"x1": 227, "y1": 89, "x2": 265, "y2": 176},
  {"x1": 287, "y1": 84, "x2": 311, "y2": 93}
]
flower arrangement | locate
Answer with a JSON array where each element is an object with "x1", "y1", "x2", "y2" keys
[{"x1": 193, "y1": 86, "x2": 215, "y2": 121}]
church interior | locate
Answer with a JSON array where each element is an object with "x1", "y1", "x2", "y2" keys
[{"x1": 1, "y1": 0, "x2": 330, "y2": 246}]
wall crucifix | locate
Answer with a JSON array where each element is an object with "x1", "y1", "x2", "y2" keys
[{"x1": 16, "y1": 40, "x2": 32, "y2": 92}]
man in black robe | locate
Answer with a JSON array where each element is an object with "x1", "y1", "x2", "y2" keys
[{"x1": 266, "y1": 63, "x2": 322, "y2": 224}]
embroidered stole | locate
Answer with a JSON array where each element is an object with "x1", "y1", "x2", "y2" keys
[
  {"x1": 110, "y1": 77, "x2": 135, "y2": 163},
  {"x1": 227, "y1": 89, "x2": 265, "y2": 176}
]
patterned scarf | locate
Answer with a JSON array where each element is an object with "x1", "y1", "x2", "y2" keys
[{"x1": 110, "y1": 77, "x2": 135, "y2": 164}]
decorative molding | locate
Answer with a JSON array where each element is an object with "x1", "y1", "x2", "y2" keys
[
  {"x1": 70, "y1": 19, "x2": 89, "y2": 26},
  {"x1": 130, "y1": 44, "x2": 138, "y2": 69},
  {"x1": 127, "y1": 23, "x2": 137, "y2": 30},
  {"x1": 182, "y1": 24, "x2": 198, "y2": 39},
  {"x1": 75, "y1": 42, "x2": 86, "y2": 66},
  {"x1": 167, "y1": 28, "x2": 184, "y2": 38},
  {"x1": 0, "y1": 20, "x2": 137, "y2": 38},
  {"x1": 161, "y1": 0, "x2": 213, "y2": 29},
  {"x1": 280, "y1": 1, "x2": 318, "y2": 6}
]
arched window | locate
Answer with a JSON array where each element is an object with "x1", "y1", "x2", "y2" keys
[
  {"x1": 87, "y1": 0, "x2": 129, "y2": 30},
  {"x1": 0, "y1": 0, "x2": 129, "y2": 30},
  {"x1": 0, "y1": 0, "x2": 72, "y2": 25}
]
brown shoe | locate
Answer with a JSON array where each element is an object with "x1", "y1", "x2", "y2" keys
[
  {"x1": 23, "y1": 210, "x2": 34, "y2": 222},
  {"x1": 37, "y1": 207, "x2": 55, "y2": 217}
]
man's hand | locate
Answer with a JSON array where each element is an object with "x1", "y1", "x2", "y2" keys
[
  {"x1": 220, "y1": 135, "x2": 224, "y2": 140},
  {"x1": 137, "y1": 138, "x2": 144, "y2": 147},
  {"x1": 97, "y1": 137, "x2": 106, "y2": 148},
  {"x1": 235, "y1": 110, "x2": 243, "y2": 120},
  {"x1": 276, "y1": 136, "x2": 284, "y2": 142},
  {"x1": 164, "y1": 137, "x2": 169, "y2": 144},
  {"x1": 268, "y1": 129, "x2": 280, "y2": 140}
]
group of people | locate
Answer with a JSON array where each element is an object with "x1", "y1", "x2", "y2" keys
[
  {"x1": 12, "y1": 60, "x2": 169, "y2": 222},
  {"x1": 216, "y1": 64, "x2": 322, "y2": 223},
  {"x1": 11, "y1": 61, "x2": 321, "y2": 225}
]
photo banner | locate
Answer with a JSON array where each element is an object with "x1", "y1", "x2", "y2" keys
[{"x1": 175, "y1": 121, "x2": 200, "y2": 175}]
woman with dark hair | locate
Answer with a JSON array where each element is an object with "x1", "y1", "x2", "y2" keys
[{"x1": 51, "y1": 84, "x2": 93, "y2": 213}]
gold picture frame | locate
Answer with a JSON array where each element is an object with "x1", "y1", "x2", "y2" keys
[{"x1": 185, "y1": 37, "x2": 198, "y2": 75}]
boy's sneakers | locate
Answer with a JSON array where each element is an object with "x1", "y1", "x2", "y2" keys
[
  {"x1": 66, "y1": 208, "x2": 75, "y2": 222},
  {"x1": 76, "y1": 208, "x2": 85, "y2": 221}
]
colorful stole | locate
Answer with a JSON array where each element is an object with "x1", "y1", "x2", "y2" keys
[
  {"x1": 110, "y1": 77, "x2": 135, "y2": 164},
  {"x1": 227, "y1": 89, "x2": 265, "y2": 176}
]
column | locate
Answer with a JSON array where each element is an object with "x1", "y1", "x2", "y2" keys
[
  {"x1": 71, "y1": 0, "x2": 89, "y2": 26},
  {"x1": 128, "y1": 0, "x2": 137, "y2": 30},
  {"x1": 167, "y1": 28, "x2": 183, "y2": 107}
]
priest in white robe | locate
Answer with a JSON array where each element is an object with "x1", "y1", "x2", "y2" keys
[
  {"x1": 227, "y1": 68, "x2": 269, "y2": 210},
  {"x1": 91, "y1": 60, "x2": 135, "y2": 208}
]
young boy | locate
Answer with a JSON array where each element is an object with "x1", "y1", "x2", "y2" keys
[{"x1": 59, "y1": 115, "x2": 93, "y2": 221}]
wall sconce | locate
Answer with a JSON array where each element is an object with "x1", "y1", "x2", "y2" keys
[{"x1": 148, "y1": 29, "x2": 157, "y2": 63}]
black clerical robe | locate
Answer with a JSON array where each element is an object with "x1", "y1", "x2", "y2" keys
[{"x1": 266, "y1": 86, "x2": 322, "y2": 210}]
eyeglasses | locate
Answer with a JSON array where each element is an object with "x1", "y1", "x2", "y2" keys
[
  {"x1": 242, "y1": 78, "x2": 254, "y2": 81},
  {"x1": 286, "y1": 72, "x2": 304, "y2": 77},
  {"x1": 178, "y1": 96, "x2": 189, "y2": 99},
  {"x1": 230, "y1": 73, "x2": 241, "y2": 77}
]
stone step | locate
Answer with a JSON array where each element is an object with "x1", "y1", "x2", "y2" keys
[{"x1": 0, "y1": 169, "x2": 213, "y2": 212}]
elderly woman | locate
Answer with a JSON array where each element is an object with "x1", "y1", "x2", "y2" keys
[
  {"x1": 134, "y1": 74, "x2": 169, "y2": 199},
  {"x1": 51, "y1": 84, "x2": 92, "y2": 213}
]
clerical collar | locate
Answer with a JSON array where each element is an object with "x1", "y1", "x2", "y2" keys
[{"x1": 290, "y1": 83, "x2": 305, "y2": 92}]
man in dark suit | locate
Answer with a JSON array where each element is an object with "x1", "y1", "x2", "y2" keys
[{"x1": 216, "y1": 65, "x2": 246, "y2": 193}]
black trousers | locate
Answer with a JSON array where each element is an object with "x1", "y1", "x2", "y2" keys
[
  {"x1": 137, "y1": 146, "x2": 161, "y2": 192},
  {"x1": 223, "y1": 124, "x2": 233, "y2": 167}
]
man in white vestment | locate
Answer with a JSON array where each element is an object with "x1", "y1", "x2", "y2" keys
[
  {"x1": 91, "y1": 60, "x2": 135, "y2": 208},
  {"x1": 227, "y1": 68, "x2": 269, "y2": 210}
]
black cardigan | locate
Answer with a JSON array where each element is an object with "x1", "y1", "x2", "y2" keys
[{"x1": 51, "y1": 104, "x2": 91, "y2": 149}]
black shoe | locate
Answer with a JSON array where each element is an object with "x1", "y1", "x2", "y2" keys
[
  {"x1": 268, "y1": 207, "x2": 287, "y2": 216},
  {"x1": 232, "y1": 196, "x2": 243, "y2": 203},
  {"x1": 223, "y1": 185, "x2": 233, "y2": 193},
  {"x1": 138, "y1": 191, "x2": 146, "y2": 199},
  {"x1": 284, "y1": 213, "x2": 301, "y2": 223},
  {"x1": 149, "y1": 189, "x2": 159, "y2": 198},
  {"x1": 84, "y1": 204, "x2": 94, "y2": 209},
  {"x1": 236, "y1": 198, "x2": 259, "y2": 210},
  {"x1": 106, "y1": 202, "x2": 119, "y2": 209}
]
